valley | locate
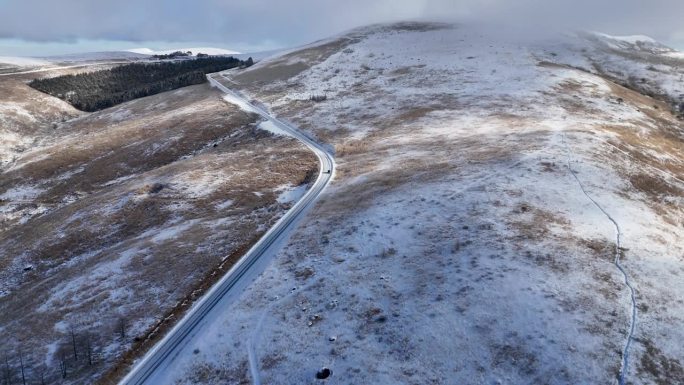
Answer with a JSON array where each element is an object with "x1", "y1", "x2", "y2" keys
[{"x1": 0, "y1": 20, "x2": 682, "y2": 385}]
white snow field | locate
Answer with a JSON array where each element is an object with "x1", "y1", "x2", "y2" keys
[
  {"x1": 158, "y1": 23, "x2": 683, "y2": 385},
  {"x1": 0, "y1": 56, "x2": 53, "y2": 67}
]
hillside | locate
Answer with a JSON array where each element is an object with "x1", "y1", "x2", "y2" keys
[
  {"x1": 156, "y1": 22, "x2": 684, "y2": 384},
  {"x1": 28, "y1": 57, "x2": 250, "y2": 111},
  {"x1": 0, "y1": 63, "x2": 317, "y2": 383}
]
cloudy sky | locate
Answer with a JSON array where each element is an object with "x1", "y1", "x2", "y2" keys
[{"x1": 0, "y1": 0, "x2": 683, "y2": 56}]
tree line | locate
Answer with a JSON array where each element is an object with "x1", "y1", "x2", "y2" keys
[
  {"x1": 1, "y1": 317, "x2": 131, "y2": 384},
  {"x1": 29, "y1": 57, "x2": 253, "y2": 112},
  {"x1": 151, "y1": 50, "x2": 192, "y2": 60}
]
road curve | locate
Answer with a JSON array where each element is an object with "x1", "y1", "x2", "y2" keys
[{"x1": 119, "y1": 74, "x2": 335, "y2": 385}]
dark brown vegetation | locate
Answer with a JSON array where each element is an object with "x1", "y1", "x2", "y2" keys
[
  {"x1": 0, "y1": 77, "x2": 316, "y2": 383},
  {"x1": 638, "y1": 338, "x2": 684, "y2": 385}
]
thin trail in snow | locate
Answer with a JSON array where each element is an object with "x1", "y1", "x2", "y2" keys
[
  {"x1": 561, "y1": 133, "x2": 637, "y2": 385},
  {"x1": 247, "y1": 279, "x2": 319, "y2": 385}
]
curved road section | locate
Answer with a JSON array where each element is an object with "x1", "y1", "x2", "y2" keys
[{"x1": 119, "y1": 74, "x2": 335, "y2": 385}]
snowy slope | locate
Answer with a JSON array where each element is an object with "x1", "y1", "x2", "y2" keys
[
  {"x1": 591, "y1": 32, "x2": 672, "y2": 52},
  {"x1": 0, "y1": 52, "x2": 147, "y2": 69},
  {"x1": 0, "y1": 56, "x2": 53, "y2": 67},
  {"x1": 157, "y1": 22, "x2": 683, "y2": 385},
  {"x1": 0, "y1": 76, "x2": 319, "y2": 384},
  {"x1": 41, "y1": 51, "x2": 148, "y2": 62},
  {"x1": 538, "y1": 31, "x2": 684, "y2": 111}
]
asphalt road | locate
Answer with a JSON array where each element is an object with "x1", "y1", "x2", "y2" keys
[{"x1": 119, "y1": 73, "x2": 335, "y2": 384}]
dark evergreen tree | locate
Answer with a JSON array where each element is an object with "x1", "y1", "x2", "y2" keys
[{"x1": 29, "y1": 57, "x2": 249, "y2": 112}]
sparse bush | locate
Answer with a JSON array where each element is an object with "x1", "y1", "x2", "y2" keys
[
  {"x1": 309, "y1": 94, "x2": 327, "y2": 102},
  {"x1": 151, "y1": 51, "x2": 191, "y2": 60},
  {"x1": 294, "y1": 266, "x2": 315, "y2": 280},
  {"x1": 148, "y1": 183, "x2": 165, "y2": 194},
  {"x1": 380, "y1": 247, "x2": 397, "y2": 258}
]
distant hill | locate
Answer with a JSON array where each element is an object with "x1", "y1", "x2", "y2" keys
[
  {"x1": 127, "y1": 47, "x2": 241, "y2": 56},
  {"x1": 29, "y1": 56, "x2": 251, "y2": 111}
]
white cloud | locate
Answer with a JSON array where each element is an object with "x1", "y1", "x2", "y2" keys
[{"x1": 0, "y1": 0, "x2": 682, "y2": 55}]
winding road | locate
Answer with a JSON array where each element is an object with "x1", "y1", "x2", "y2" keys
[{"x1": 119, "y1": 74, "x2": 335, "y2": 385}]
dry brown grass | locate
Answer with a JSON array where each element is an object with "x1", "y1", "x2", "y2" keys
[
  {"x1": 629, "y1": 173, "x2": 682, "y2": 198},
  {"x1": 174, "y1": 359, "x2": 250, "y2": 385},
  {"x1": 593, "y1": 73, "x2": 683, "y2": 179},
  {"x1": 233, "y1": 38, "x2": 359, "y2": 86},
  {"x1": 638, "y1": 337, "x2": 684, "y2": 385},
  {"x1": 508, "y1": 205, "x2": 570, "y2": 241},
  {"x1": 603, "y1": 125, "x2": 684, "y2": 177},
  {"x1": 579, "y1": 238, "x2": 616, "y2": 264},
  {"x1": 0, "y1": 75, "x2": 318, "y2": 383},
  {"x1": 548, "y1": 68, "x2": 684, "y2": 226},
  {"x1": 0, "y1": 64, "x2": 122, "y2": 138}
]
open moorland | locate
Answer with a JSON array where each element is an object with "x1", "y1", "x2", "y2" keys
[
  {"x1": 162, "y1": 22, "x2": 684, "y2": 385},
  {"x1": 0, "y1": 62, "x2": 317, "y2": 383}
]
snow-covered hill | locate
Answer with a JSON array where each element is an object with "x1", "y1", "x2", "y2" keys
[
  {"x1": 127, "y1": 47, "x2": 241, "y2": 56},
  {"x1": 1, "y1": 21, "x2": 682, "y2": 384},
  {"x1": 42, "y1": 51, "x2": 149, "y2": 62},
  {"x1": 159, "y1": 22, "x2": 684, "y2": 384},
  {"x1": 0, "y1": 52, "x2": 147, "y2": 69},
  {"x1": 0, "y1": 56, "x2": 52, "y2": 67}
]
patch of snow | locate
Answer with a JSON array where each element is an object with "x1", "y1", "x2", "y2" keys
[
  {"x1": 134, "y1": 220, "x2": 200, "y2": 244},
  {"x1": 0, "y1": 185, "x2": 43, "y2": 201},
  {"x1": 44, "y1": 340, "x2": 60, "y2": 366},
  {"x1": 0, "y1": 56, "x2": 52, "y2": 67},
  {"x1": 663, "y1": 51, "x2": 684, "y2": 59},
  {"x1": 222, "y1": 93, "x2": 258, "y2": 114},
  {"x1": 0, "y1": 103, "x2": 39, "y2": 124},
  {"x1": 594, "y1": 33, "x2": 658, "y2": 45},
  {"x1": 275, "y1": 183, "x2": 308, "y2": 204},
  {"x1": 100, "y1": 174, "x2": 138, "y2": 187},
  {"x1": 257, "y1": 120, "x2": 286, "y2": 136},
  {"x1": 101, "y1": 108, "x2": 133, "y2": 122},
  {"x1": 168, "y1": 169, "x2": 234, "y2": 199},
  {"x1": 0, "y1": 130, "x2": 32, "y2": 166},
  {"x1": 42, "y1": 51, "x2": 147, "y2": 62},
  {"x1": 39, "y1": 248, "x2": 140, "y2": 313},
  {"x1": 215, "y1": 199, "x2": 234, "y2": 210},
  {"x1": 56, "y1": 166, "x2": 85, "y2": 181}
]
